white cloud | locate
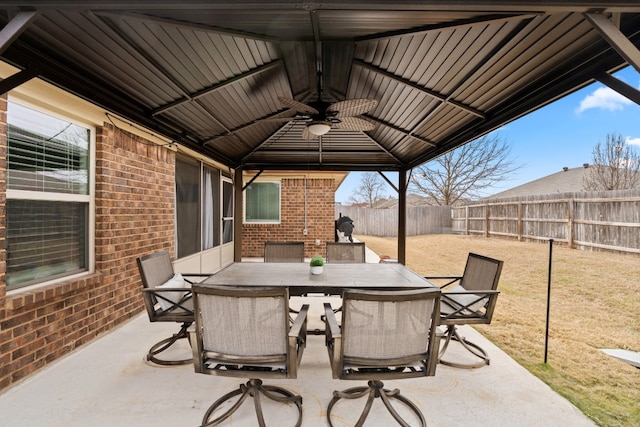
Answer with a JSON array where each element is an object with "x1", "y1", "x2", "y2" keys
[
  {"x1": 626, "y1": 136, "x2": 640, "y2": 146},
  {"x1": 575, "y1": 86, "x2": 633, "y2": 113}
]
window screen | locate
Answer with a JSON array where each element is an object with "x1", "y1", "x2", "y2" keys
[
  {"x1": 245, "y1": 182, "x2": 280, "y2": 223},
  {"x1": 6, "y1": 102, "x2": 91, "y2": 290}
]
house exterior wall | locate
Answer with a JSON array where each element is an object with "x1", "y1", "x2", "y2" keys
[
  {"x1": 0, "y1": 78, "x2": 342, "y2": 392},
  {"x1": 0, "y1": 112, "x2": 175, "y2": 391},
  {"x1": 242, "y1": 177, "x2": 336, "y2": 258}
]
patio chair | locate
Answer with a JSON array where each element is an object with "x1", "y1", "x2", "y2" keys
[
  {"x1": 323, "y1": 288, "x2": 441, "y2": 427},
  {"x1": 136, "y1": 250, "x2": 209, "y2": 366},
  {"x1": 425, "y1": 252, "x2": 503, "y2": 369},
  {"x1": 190, "y1": 285, "x2": 309, "y2": 427},
  {"x1": 264, "y1": 241, "x2": 305, "y2": 262},
  {"x1": 326, "y1": 242, "x2": 366, "y2": 263},
  {"x1": 323, "y1": 241, "x2": 366, "y2": 319}
]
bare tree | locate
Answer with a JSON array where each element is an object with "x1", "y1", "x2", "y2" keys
[
  {"x1": 410, "y1": 134, "x2": 519, "y2": 205},
  {"x1": 583, "y1": 133, "x2": 640, "y2": 191},
  {"x1": 350, "y1": 172, "x2": 386, "y2": 207}
]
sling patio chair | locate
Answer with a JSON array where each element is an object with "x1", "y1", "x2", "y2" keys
[
  {"x1": 322, "y1": 241, "x2": 366, "y2": 320},
  {"x1": 325, "y1": 242, "x2": 366, "y2": 263},
  {"x1": 425, "y1": 252, "x2": 503, "y2": 369},
  {"x1": 264, "y1": 241, "x2": 305, "y2": 262},
  {"x1": 323, "y1": 288, "x2": 441, "y2": 427},
  {"x1": 190, "y1": 284, "x2": 309, "y2": 427},
  {"x1": 136, "y1": 250, "x2": 209, "y2": 366}
]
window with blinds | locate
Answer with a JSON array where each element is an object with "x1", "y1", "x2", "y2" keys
[
  {"x1": 6, "y1": 102, "x2": 91, "y2": 290},
  {"x1": 245, "y1": 182, "x2": 280, "y2": 223}
]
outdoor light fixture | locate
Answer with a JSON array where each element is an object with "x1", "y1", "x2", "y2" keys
[{"x1": 306, "y1": 121, "x2": 332, "y2": 136}]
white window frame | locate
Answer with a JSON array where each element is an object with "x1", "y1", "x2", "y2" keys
[
  {"x1": 6, "y1": 99, "x2": 95, "y2": 293},
  {"x1": 243, "y1": 180, "x2": 281, "y2": 224}
]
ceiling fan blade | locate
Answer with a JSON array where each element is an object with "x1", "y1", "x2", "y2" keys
[
  {"x1": 334, "y1": 116, "x2": 376, "y2": 131},
  {"x1": 278, "y1": 97, "x2": 319, "y2": 115},
  {"x1": 327, "y1": 98, "x2": 378, "y2": 118},
  {"x1": 301, "y1": 125, "x2": 318, "y2": 140}
]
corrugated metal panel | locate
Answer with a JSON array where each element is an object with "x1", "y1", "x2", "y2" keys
[{"x1": 1, "y1": 3, "x2": 639, "y2": 171}]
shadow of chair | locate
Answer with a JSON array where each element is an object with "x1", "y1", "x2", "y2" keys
[
  {"x1": 264, "y1": 241, "x2": 305, "y2": 262},
  {"x1": 136, "y1": 250, "x2": 209, "y2": 366},
  {"x1": 425, "y1": 252, "x2": 503, "y2": 369},
  {"x1": 326, "y1": 242, "x2": 366, "y2": 263},
  {"x1": 190, "y1": 285, "x2": 309, "y2": 427},
  {"x1": 323, "y1": 288, "x2": 441, "y2": 427}
]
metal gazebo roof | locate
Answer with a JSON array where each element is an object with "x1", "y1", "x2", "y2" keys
[{"x1": 1, "y1": 1, "x2": 639, "y2": 173}]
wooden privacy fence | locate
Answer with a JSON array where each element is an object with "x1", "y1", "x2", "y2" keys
[
  {"x1": 452, "y1": 189, "x2": 640, "y2": 254},
  {"x1": 335, "y1": 205, "x2": 452, "y2": 237}
]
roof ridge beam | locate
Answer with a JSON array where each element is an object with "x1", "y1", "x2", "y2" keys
[
  {"x1": 152, "y1": 60, "x2": 283, "y2": 116},
  {"x1": 354, "y1": 59, "x2": 484, "y2": 119},
  {"x1": 363, "y1": 113, "x2": 437, "y2": 148}
]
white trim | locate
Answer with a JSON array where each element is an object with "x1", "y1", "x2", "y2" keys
[
  {"x1": 243, "y1": 180, "x2": 282, "y2": 224},
  {"x1": 5, "y1": 100, "x2": 96, "y2": 289}
]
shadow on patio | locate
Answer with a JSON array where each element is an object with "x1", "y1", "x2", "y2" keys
[{"x1": 0, "y1": 295, "x2": 594, "y2": 427}]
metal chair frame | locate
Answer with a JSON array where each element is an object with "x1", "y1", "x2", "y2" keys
[
  {"x1": 190, "y1": 285, "x2": 309, "y2": 427},
  {"x1": 264, "y1": 241, "x2": 305, "y2": 262},
  {"x1": 323, "y1": 288, "x2": 441, "y2": 427},
  {"x1": 426, "y1": 252, "x2": 503, "y2": 369},
  {"x1": 136, "y1": 250, "x2": 208, "y2": 366},
  {"x1": 325, "y1": 242, "x2": 366, "y2": 263}
]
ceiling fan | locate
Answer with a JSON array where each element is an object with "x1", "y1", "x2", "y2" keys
[{"x1": 266, "y1": 71, "x2": 378, "y2": 140}]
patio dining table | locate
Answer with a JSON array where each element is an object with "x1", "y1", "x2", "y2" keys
[{"x1": 202, "y1": 262, "x2": 435, "y2": 295}]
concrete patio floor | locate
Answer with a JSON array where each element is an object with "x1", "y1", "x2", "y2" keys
[{"x1": 0, "y1": 295, "x2": 595, "y2": 427}]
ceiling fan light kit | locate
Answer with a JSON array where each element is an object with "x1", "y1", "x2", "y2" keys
[
  {"x1": 264, "y1": 69, "x2": 378, "y2": 140},
  {"x1": 307, "y1": 121, "x2": 332, "y2": 136}
]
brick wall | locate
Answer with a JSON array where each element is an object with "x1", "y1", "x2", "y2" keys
[
  {"x1": 242, "y1": 178, "x2": 336, "y2": 258},
  {"x1": 0, "y1": 121, "x2": 175, "y2": 392}
]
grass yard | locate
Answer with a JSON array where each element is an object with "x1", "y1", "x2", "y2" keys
[{"x1": 357, "y1": 233, "x2": 640, "y2": 427}]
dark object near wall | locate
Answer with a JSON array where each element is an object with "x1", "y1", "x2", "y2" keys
[{"x1": 335, "y1": 214, "x2": 354, "y2": 242}]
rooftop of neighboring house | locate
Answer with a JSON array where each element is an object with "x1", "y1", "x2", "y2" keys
[{"x1": 488, "y1": 164, "x2": 593, "y2": 199}]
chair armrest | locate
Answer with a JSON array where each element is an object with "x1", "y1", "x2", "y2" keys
[
  {"x1": 289, "y1": 304, "x2": 310, "y2": 340},
  {"x1": 440, "y1": 289, "x2": 500, "y2": 320},
  {"x1": 288, "y1": 304, "x2": 310, "y2": 376},
  {"x1": 424, "y1": 275, "x2": 462, "y2": 289},
  {"x1": 323, "y1": 303, "x2": 341, "y2": 339},
  {"x1": 142, "y1": 288, "x2": 193, "y2": 314},
  {"x1": 181, "y1": 273, "x2": 211, "y2": 285},
  {"x1": 143, "y1": 287, "x2": 191, "y2": 293},
  {"x1": 323, "y1": 303, "x2": 342, "y2": 378}
]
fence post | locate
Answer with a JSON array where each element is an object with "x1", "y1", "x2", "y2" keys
[
  {"x1": 484, "y1": 204, "x2": 489, "y2": 237},
  {"x1": 465, "y1": 206, "x2": 469, "y2": 235},
  {"x1": 517, "y1": 202, "x2": 523, "y2": 241},
  {"x1": 568, "y1": 199, "x2": 574, "y2": 249}
]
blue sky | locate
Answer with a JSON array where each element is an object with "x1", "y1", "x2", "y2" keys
[{"x1": 335, "y1": 66, "x2": 640, "y2": 203}]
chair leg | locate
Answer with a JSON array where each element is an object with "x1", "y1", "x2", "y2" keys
[
  {"x1": 147, "y1": 322, "x2": 192, "y2": 366},
  {"x1": 327, "y1": 380, "x2": 425, "y2": 427},
  {"x1": 201, "y1": 379, "x2": 302, "y2": 427},
  {"x1": 438, "y1": 325, "x2": 490, "y2": 369}
]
